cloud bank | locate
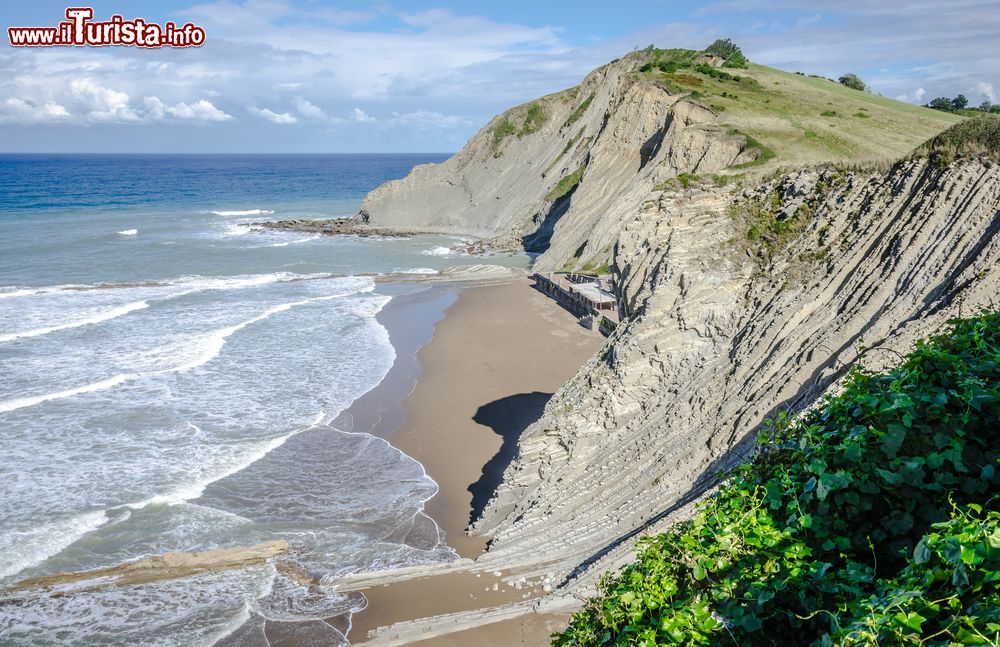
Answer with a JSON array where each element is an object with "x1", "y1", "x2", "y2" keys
[{"x1": 0, "y1": 0, "x2": 995, "y2": 152}]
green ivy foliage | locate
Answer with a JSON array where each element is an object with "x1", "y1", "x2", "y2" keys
[{"x1": 553, "y1": 311, "x2": 1000, "y2": 646}]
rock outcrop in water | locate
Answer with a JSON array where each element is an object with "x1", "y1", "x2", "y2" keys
[
  {"x1": 249, "y1": 218, "x2": 417, "y2": 237},
  {"x1": 351, "y1": 48, "x2": 1000, "y2": 639},
  {"x1": 6, "y1": 541, "x2": 289, "y2": 597}
]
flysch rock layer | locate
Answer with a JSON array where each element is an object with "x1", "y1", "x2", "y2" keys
[
  {"x1": 470, "y1": 158, "x2": 1000, "y2": 600},
  {"x1": 347, "y1": 52, "x2": 1000, "y2": 642},
  {"x1": 347, "y1": 155, "x2": 1000, "y2": 644}
]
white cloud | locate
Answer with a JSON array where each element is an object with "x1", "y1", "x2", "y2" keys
[
  {"x1": 895, "y1": 87, "x2": 926, "y2": 104},
  {"x1": 295, "y1": 98, "x2": 327, "y2": 120},
  {"x1": 0, "y1": 2, "x2": 585, "y2": 147},
  {"x1": 0, "y1": 98, "x2": 71, "y2": 124},
  {"x1": 973, "y1": 82, "x2": 996, "y2": 103},
  {"x1": 143, "y1": 96, "x2": 166, "y2": 120},
  {"x1": 69, "y1": 79, "x2": 140, "y2": 122},
  {"x1": 167, "y1": 99, "x2": 233, "y2": 121},
  {"x1": 249, "y1": 106, "x2": 298, "y2": 124},
  {"x1": 4, "y1": 0, "x2": 995, "y2": 152},
  {"x1": 145, "y1": 96, "x2": 233, "y2": 122},
  {"x1": 352, "y1": 107, "x2": 375, "y2": 123},
  {"x1": 389, "y1": 109, "x2": 469, "y2": 128}
]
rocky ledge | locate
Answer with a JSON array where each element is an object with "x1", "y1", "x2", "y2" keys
[
  {"x1": 248, "y1": 218, "x2": 416, "y2": 238},
  {"x1": 5, "y1": 541, "x2": 289, "y2": 598}
]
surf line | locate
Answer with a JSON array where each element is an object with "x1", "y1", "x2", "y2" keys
[{"x1": 0, "y1": 292, "x2": 360, "y2": 414}]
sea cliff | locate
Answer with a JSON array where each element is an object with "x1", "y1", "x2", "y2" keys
[{"x1": 350, "y1": 48, "x2": 1000, "y2": 642}]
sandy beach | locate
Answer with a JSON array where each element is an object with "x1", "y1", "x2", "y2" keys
[{"x1": 349, "y1": 278, "x2": 604, "y2": 645}]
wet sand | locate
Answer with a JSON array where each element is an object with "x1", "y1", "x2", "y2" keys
[{"x1": 349, "y1": 278, "x2": 604, "y2": 645}]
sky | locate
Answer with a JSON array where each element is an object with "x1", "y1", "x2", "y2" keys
[{"x1": 1, "y1": 0, "x2": 997, "y2": 153}]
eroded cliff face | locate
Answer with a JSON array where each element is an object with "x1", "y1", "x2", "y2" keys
[
  {"x1": 470, "y1": 157, "x2": 1000, "y2": 598},
  {"x1": 354, "y1": 47, "x2": 999, "y2": 620},
  {"x1": 359, "y1": 53, "x2": 752, "y2": 271}
]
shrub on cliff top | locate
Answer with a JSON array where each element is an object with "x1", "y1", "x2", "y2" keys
[
  {"x1": 704, "y1": 38, "x2": 749, "y2": 68},
  {"x1": 918, "y1": 115, "x2": 1000, "y2": 164},
  {"x1": 838, "y1": 73, "x2": 867, "y2": 91},
  {"x1": 522, "y1": 102, "x2": 548, "y2": 135},
  {"x1": 553, "y1": 311, "x2": 1000, "y2": 646}
]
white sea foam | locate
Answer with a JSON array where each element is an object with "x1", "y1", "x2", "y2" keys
[
  {"x1": 0, "y1": 511, "x2": 109, "y2": 580},
  {"x1": 210, "y1": 209, "x2": 275, "y2": 216},
  {"x1": 397, "y1": 267, "x2": 438, "y2": 275},
  {"x1": 125, "y1": 434, "x2": 295, "y2": 509},
  {"x1": 0, "y1": 287, "x2": 371, "y2": 414},
  {"x1": 0, "y1": 272, "x2": 335, "y2": 302},
  {"x1": 0, "y1": 300, "x2": 150, "y2": 344},
  {"x1": 166, "y1": 291, "x2": 364, "y2": 374},
  {"x1": 223, "y1": 223, "x2": 252, "y2": 236},
  {"x1": 264, "y1": 234, "x2": 320, "y2": 248},
  {"x1": 117, "y1": 229, "x2": 138, "y2": 236},
  {"x1": 0, "y1": 374, "x2": 132, "y2": 414},
  {"x1": 0, "y1": 288, "x2": 36, "y2": 299},
  {"x1": 421, "y1": 246, "x2": 454, "y2": 256}
]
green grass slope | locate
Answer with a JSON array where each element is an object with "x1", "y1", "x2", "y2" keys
[{"x1": 635, "y1": 48, "x2": 963, "y2": 169}]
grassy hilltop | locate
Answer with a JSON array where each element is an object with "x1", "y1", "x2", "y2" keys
[{"x1": 631, "y1": 45, "x2": 962, "y2": 170}]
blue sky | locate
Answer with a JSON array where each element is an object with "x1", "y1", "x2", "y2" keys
[{"x1": 1, "y1": 0, "x2": 997, "y2": 152}]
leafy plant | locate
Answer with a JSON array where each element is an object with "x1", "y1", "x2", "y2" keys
[
  {"x1": 565, "y1": 93, "x2": 596, "y2": 128},
  {"x1": 656, "y1": 172, "x2": 702, "y2": 191},
  {"x1": 522, "y1": 102, "x2": 547, "y2": 135},
  {"x1": 704, "y1": 38, "x2": 749, "y2": 68},
  {"x1": 839, "y1": 73, "x2": 867, "y2": 91},
  {"x1": 554, "y1": 311, "x2": 1000, "y2": 646},
  {"x1": 491, "y1": 102, "x2": 549, "y2": 152},
  {"x1": 917, "y1": 116, "x2": 1000, "y2": 163},
  {"x1": 547, "y1": 163, "x2": 587, "y2": 202},
  {"x1": 491, "y1": 117, "x2": 517, "y2": 150}
]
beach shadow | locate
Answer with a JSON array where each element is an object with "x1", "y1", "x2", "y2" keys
[{"x1": 468, "y1": 391, "x2": 552, "y2": 524}]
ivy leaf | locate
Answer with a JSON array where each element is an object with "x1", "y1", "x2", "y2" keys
[
  {"x1": 881, "y1": 423, "x2": 906, "y2": 457},
  {"x1": 693, "y1": 562, "x2": 706, "y2": 581},
  {"x1": 913, "y1": 536, "x2": 931, "y2": 564},
  {"x1": 875, "y1": 467, "x2": 902, "y2": 485},
  {"x1": 894, "y1": 611, "x2": 925, "y2": 632},
  {"x1": 816, "y1": 478, "x2": 829, "y2": 500}
]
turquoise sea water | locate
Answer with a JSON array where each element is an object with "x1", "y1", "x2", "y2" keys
[{"x1": 0, "y1": 155, "x2": 525, "y2": 645}]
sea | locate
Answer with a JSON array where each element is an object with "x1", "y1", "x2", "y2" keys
[{"x1": 0, "y1": 154, "x2": 527, "y2": 645}]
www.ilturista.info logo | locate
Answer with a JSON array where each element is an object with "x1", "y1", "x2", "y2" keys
[{"x1": 8, "y1": 8, "x2": 206, "y2": 48}]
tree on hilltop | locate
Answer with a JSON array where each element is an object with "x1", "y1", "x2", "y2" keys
[
  {"x1": 928, "y1": 97, "x2": 954, "y2": 112},
  {"x1": 704, "y1": 38, "x2": 749, "y2": 68},
  {"x1": 838, "y1": 73, "x2": 867, "y2": 91}
]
